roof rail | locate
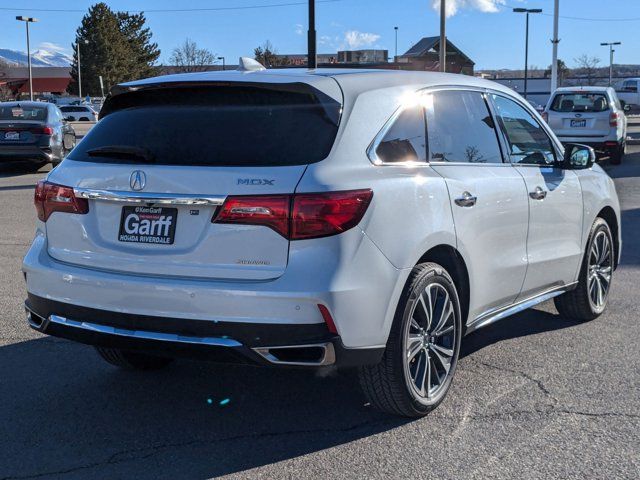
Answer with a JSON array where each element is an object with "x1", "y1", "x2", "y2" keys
[{"x1": 238, "y1": 57, "x2": 266, "y2": 72}]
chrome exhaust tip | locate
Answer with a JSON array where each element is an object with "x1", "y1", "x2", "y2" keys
[
  {"x1": 25, "y1": 307, "x2": 44, "y2": 330},
  {"x1": 253, "y1": 342, "x2": 336, "y2": 366}
]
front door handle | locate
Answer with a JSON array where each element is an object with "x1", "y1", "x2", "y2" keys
[
  {"x1": 454, "y1": 191, "x2": 477, "y2": 207},
  {"x1": 529, "y1": 186, "x2": 548, "y2": 200}
]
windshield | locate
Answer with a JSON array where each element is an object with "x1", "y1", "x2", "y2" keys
[
  {"x1": 550, "y1": 93, "x2": 609, "y2": 113},
  {"x1": 69, "y1": 84, "x2": 342, "y2": 167},
  {"x1": 0, "y1": 104, "x2": 48, "y2": 121}
]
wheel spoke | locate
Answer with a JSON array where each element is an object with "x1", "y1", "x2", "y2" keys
[
  {"x1": 418, "y1": 350, "x2": 429, "y2": 396},
  {"x1": 431, "y1": 346, "x2": 452, "y2": 375},
  {"x1": 596, "y1": 276, "x2": 604, "y2": 307},
  {"x1": 410, "y1": 318, "x2": 421, "y2": 332},
  {"x1": 598, "y1": 235, "x2": 609, "y2": 265},
  {"x1": 423, "y1": 287, "x2": 434, "y2": 330},
  {"x1": 432, "y1": 291, "x2": 453, "y2": 336},
  {"x1": 417, "y1": 293, "x2": 431, "y2": 330},
  {"x1": 411, "y1": 349, "x2": 424, "y2": 383},
  {"x1": 434, "y1": 324, "x2": 454, "y2": 337},
  {"x1": 425, "y1": 355, "x2": 432, "y2": 398},
  {"x1": 407, "y1": 336, "x2": 423, "y2": 361},
  {"x1": 431, "y1": 343, "x2": 454, "y2": 358}
]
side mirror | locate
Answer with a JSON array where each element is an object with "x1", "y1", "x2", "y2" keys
[
  {"x1": 563, "y1": 143, "x2": 595, "y2": 170},
  {"x1": 63, "y1": 132, "x2": 76, "y2": 151}
]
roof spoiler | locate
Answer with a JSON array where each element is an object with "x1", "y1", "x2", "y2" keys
[{"x1": 237, "y1": 57, "x2": 266, "y2": 72}]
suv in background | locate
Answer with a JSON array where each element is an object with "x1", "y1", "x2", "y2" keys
[
  {"x1": 59, "y1": 105, "x2": 98, "y2": 122},
  {"x1": 23, "y1": 69, "x2": 621, "y2": 417},
  {"x1": 543, "y1": 86, "x2": 628, "y2": 164}
]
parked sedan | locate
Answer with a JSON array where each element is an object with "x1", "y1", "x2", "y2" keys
[
  {"x1": 59, "y1": 105, "x2": 99, "y2": 122},
  {"x1": 0, "y1": 102, "x2": 76, "y2": 170},
  {"x1": 543, "y1": 86, "x2": 628, "y2": 164}
]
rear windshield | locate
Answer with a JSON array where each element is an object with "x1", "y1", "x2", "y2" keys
[
  {"x1": 68, "y1": 84, "x2": 342, "y2": 166},
  {"x1": 550, "y1": 93, "x2": 609, "y2": 113},
  {"x1": 0, "y1": 104, "x2": 48, "y2": 121}
]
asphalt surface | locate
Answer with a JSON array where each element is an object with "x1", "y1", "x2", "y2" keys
[{"x1": 1, "y1": 147, "x2": 639, "y2": 480}]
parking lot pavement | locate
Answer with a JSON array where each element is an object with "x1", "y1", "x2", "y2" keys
[{"x1": 1, "y1": 152, "x2": 639, "y2": 480}]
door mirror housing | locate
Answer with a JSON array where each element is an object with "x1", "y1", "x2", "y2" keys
[{"x1": 562, "y1": 143, "x2": 595, "y2": 170}]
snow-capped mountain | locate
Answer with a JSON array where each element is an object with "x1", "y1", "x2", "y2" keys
[{"x1": 0, "y1": 48, "x2": 72, "y2": 67}]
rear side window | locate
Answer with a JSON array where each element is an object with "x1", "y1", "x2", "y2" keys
[
  {"x1": 550, "y1": 93, "x2": 609, "y2": 112},
  {"x1": 425, "y1": 90, "x2": 503, "y2": 164},
  {"x1": 68, "y1": 84, "x2": 341, "y2": 167},
  {"x1": 491, "y1": 94, "x2": 556, "y2": 166},
  {"x1": 374, "y1": 105, "x2": 427, "y2": 163}
]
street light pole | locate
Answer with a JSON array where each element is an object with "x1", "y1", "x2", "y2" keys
[
  {"x1": 218, "y1": 56, "x2": 226, "y2": 71},
  {"x1": 394, "y1": 26, "x2": 398, "y2": 61},
  {"x1": 76, "y1": 39, "x2": 89, "y2": 101},
  {"x1": 439, "y1": 0, "x2": 446, "y2": 72},
  {"x1": 513, "y1": 8, "x2": 542, "y2": 99},
  {"x1": 16, "y1": 16, "x2": 38, "y2": 101},
  {"x1": 550, "y1": 0, "x2": 560, "y2": 92},
  {"x1": 308, "y1": 0, "x2": 317, "y2": 69},
  {"x1": 600, "y1": 42, "x2": 621, "y2": 86}
]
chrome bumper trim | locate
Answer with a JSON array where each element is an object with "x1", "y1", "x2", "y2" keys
[
  {"x1": 73, "y1": 188, "x2": 225, "y2": 206},
  {"x1": 46, "y1": 314, "x2": 242, "y2": 347}
]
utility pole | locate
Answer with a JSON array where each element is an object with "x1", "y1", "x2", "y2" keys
[
  {"x1": 550, "y1": 0, "x2": 560, "y2": 92},
  {"x1": 600, "y1": 42, "x2": 621, "y2": 86},
  {"x1": 16, "y1": 16, "x2": 38, "y2": 101},
  {"x1": 394, "y1": 26, "x2": 398, "y2": 61},
  {"x1": 308, "y1": 0, "x2": 317, "y2": 69},
  {"x1": 513, "y1": 8, "x2": 542, "y2": 99},
  {"x1": 439, "y1": 0, "x2": 446, "y2": 72}
]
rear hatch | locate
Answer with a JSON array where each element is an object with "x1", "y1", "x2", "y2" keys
[
  {"x1": 45, "y1": 78, "x2": 342, "y2": 280},
  {"x1": 547, "y1": 92, "x2": 611, "y2": 138}
]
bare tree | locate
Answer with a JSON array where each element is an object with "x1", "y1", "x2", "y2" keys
[
  {"x1": 170, "y1": 38, "x2": 216, "y2": 73},
  {"x1": 254, "y1": 40, "x2": 288, "y2": 67},
  {"x1": 574, "y1": 54, "x2": 601, "y2": 85}
]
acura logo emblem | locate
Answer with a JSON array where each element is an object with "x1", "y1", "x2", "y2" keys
[{"x1": 129, "y1": 170, "x2": 146, "y2": 191}]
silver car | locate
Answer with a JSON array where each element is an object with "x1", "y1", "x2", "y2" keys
[{"x1": 23, "y1": 69, "x2": 621, "y2": 417}]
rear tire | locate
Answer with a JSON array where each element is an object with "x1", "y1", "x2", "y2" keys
[
  {"x1": 359, "y1": 262, "x2": 462, "y2": 417},
  {"x1": 95, "y1": 347, "x2": 173, "y2": 370},
  {"x1": 554, "y1": 218, "x2": 614, "y2": 321},
  {"x1": 610, "y1": 143, "x2": 624, "y2": 165}
]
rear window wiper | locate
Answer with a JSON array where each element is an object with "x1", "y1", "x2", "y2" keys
[{"x1": 86, "y1": 145, "x2": 156, "y2": 163}]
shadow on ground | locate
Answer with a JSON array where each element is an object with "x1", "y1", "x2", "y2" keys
[{"x1": 1, "y1": 306, "x2": 582, "y2": 480}]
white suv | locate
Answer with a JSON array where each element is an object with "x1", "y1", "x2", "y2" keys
[
  {"x1": 23, "y1": 69, "x2": 621, "y2": 417},
  {"x1": 544, "y1": 86, "x2": 628, "y2": 164}
]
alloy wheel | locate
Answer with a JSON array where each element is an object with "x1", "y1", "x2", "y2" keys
[{"x1": 588, "y1": 230, "x2": 613, "y2": 309}]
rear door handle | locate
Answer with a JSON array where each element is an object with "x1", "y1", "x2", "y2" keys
[
  {"x1": 454, "y1": 191, "x2": 477, "y2": 207},
  {"x1": 529, "y1": 186, "x2": 548, "y2": 200}
]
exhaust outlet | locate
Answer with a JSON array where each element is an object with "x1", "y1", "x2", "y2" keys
[
  {"x1": 25, "y1": 308, "x2": 45, "y2": 330},
  {"x1": 253, "y1": 342, "x2": 336, "y2": 366}
]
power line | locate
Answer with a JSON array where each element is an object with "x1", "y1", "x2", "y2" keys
[
  {"x1": 0, "y1": 0, "x2": 342, "y2": 14},
  {"x1": 487, "y1": 0, "x2": 640, "y2": 22}
]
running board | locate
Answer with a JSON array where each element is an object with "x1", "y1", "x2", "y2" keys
[{"x1": 465, "y1": 283, "x2": 576, "y2": 335}]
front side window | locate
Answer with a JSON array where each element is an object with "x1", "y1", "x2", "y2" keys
[
  {"x1": 425, "y1": 90, "x2": 503, "y2": 164},
  {"x1": 491, "y1": 94, "x2": 556, "y2": 166},
  {"x1": 374, "y1": 105, "x2": 427, "y2": 163}
]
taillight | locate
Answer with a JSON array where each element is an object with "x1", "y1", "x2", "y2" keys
[
  {"x1": 34, "y1": 181, "x2": 89, "y2": 222},
  {"x1": 609, "y1": 112, "x2": 619, "y2": 127},
  {"x1": 291, "y1": 189, "x2": 373, "y2": 240},
  {"x1": 214, "y1": 194, "x2": 290, "y2": 237},
  {"x1": 213, "y1": 189, "x2": 373, "y2": 240},
  {"x1": 32, "y1": 126, "x2": 54, "y2": 135}
]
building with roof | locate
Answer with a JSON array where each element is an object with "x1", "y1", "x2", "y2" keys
[
  {"x1": 0, "y1": 66, "x2": 72, "y2": 99},
  {"x1": 396, "y1": 36, "x2": 474, "y2": 75}
]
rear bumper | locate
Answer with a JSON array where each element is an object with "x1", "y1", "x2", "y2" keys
[
  {"x1": 25, "y1": 294, "x2": 384, "y2": 367},
  {"x1": 0, "y1": 145, "x2": 52, "y2": 163},
  {"x1": 556, "y1": 137, "x2": 622, "y2": 152}
]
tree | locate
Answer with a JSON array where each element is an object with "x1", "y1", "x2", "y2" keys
[
  {"x1": 169, "y1": 39, "x2": 216, "y2": 73},
  {"x1": 0, "y1": 59, "x2": 13, "y2": 101},
  {"x1": 545, "y1": 59, "x2": 569, "y2": 86},
  {"x1": 117, "y1": 12, "x2": 160, "y2": 80},
  {"x1": 254, "y1": 41, "x2": 287, "y2": 67},
  {"x1": 68, "y1": 3, "x2": 160, "y2": 97},
  {"x1": 574, "y1": 54, "x2": 601, "y2": 85}
]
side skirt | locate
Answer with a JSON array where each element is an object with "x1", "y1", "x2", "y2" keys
[{"x1": 465, "y1": 283, "x2": 577, "y2": 335}]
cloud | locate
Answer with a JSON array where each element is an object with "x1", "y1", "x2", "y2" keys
[
  {"x1": 294, "y1": 23, "x2": 304, "y2": 35},
  {"x1": 319, "y1": 35, "x2": 333, "y2": 46},
  {"x1": 431, "y1": 0, "x2": 505, "y2": 17},
  {"x1": 342, "y1": 30, "x2": 381, "y2": 49},
  {"x1": 37, "y1": 42, "x2": 70, "y2": 54}
]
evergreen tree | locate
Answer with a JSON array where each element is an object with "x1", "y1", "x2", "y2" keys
[{"x1": 68, "y1": 3, "x2": 160, "y2": 97}]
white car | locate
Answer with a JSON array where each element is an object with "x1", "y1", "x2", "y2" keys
[
  {"x1": 615, "y1": 78, "x2": 640, "y2": 107},
  {"x1": 543, "y1": 86, "x2": 628, "y2": 164},
  {"x1": 59, "y1": 105, "x2": 98, "y2": 122},
  {"x1": 23, "y1": 68, "x2": 621, "y2": 417}
]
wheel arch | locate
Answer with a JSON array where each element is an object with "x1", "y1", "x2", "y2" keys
[{"x1": 596, "y1": 206, "x2": 620, "y2": 269}]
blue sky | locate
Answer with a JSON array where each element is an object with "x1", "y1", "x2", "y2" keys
[{"x1": 0, "y1": 0, "x2": 638, "y2": 69}]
